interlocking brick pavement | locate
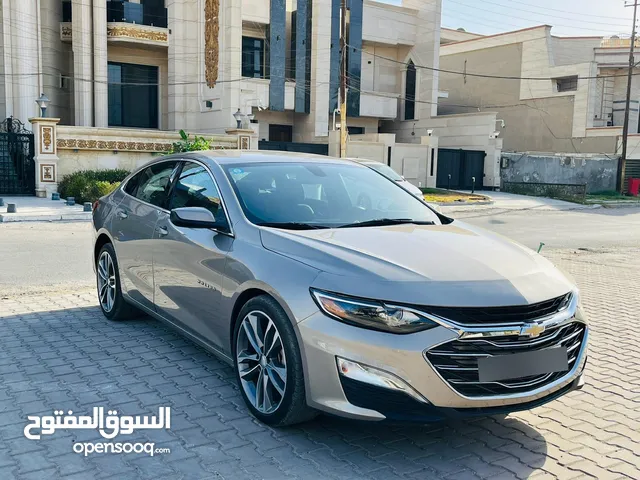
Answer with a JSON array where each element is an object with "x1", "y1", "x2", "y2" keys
[{"x1": 0, "y1": 248, "x2": 638, "y2": 479}]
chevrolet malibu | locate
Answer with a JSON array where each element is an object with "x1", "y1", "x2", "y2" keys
[{"x1": 92, "y1": 151, "x2": 588, "y2": 426}]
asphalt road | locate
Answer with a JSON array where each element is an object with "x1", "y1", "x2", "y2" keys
[
  {"x1": 1, "y1": 206, "x2": 639, "y2": 296},
  {"x1": 0, "y1": 221, "x2": 95, "y2": 297}
]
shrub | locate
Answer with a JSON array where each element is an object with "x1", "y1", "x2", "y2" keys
[
  {"x1": 167, "y1": 129, "x2": 212, "y2": 153},
  {"x1": 83, "y1": 181, "x2": 120, "y2": 203},
  {"x1": 58, "y1": 169, "x2": 129, "y2": 204}
]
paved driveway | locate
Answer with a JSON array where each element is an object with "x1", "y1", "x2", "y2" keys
[{"x1": 0, "y1": 248, "x2": 638, "y2": 480}]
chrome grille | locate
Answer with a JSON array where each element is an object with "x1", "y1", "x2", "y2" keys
[
  {"x1": 425, "y1": 322, "x2": 586, "y2": 397},
  {"x1": 424, "y1": 293, "x2": 572, "y2": 325}
]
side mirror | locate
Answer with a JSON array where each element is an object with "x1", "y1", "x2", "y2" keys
[{"x1": 170, "y1": 207, "x2": 226, "y2": 230}]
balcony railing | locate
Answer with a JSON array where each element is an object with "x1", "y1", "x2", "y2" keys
[{"x1": 107, "y1": 0, "x2": 167, "y2": 29}]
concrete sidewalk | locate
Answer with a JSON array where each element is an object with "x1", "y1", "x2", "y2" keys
[
  {"x1": 0, "y1": 196, "x2": 92, "y2": 222},
  {"x1": 440, "y1": 190, "x2": 601, "y2": 214}
]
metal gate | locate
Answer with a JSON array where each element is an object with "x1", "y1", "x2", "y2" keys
[
  {"x1": 436, "y1": 148, "x2": 486, "y2": 190},
  {"x1": 0, "y1": 117, "x2": 35, "y2": 195}
]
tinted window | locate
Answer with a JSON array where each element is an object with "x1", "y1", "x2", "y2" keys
[
  {"x1": 134, "y1": 161, "x2": 178, "y2": 208},
  {"x1": 123, "y1": 172, "x2": 141, "y2": 196},
  {"x1": 169, "y1": 162, "x2": 224, "y2": 218},
  {"x1": 224, "y1": 162, "x2": 439, "y2": 227}
]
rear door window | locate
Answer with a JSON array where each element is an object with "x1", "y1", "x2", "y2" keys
[{"x1": 133, "y1": 161, "x2": 178, "y2": 208}]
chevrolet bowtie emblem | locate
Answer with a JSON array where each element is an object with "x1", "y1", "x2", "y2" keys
[{"x1": 520, "y1": 323, "x2": 545, "y2": 338}]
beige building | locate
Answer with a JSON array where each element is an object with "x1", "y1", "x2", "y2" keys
[
  {"x1": 1, "y1": 0, "x2": 504, "y2": 192},
  {"x1": 437, "y1": 25, "x2": 637, "y2": 156},
  {"x1": 0, "y1": 0, "x2": 442, "y2": 139}
]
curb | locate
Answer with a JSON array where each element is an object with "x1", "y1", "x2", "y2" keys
[
  {"x1": 436, "y1": 200, "x2": 495, "y2": 207},
  {"x1": 600, "y1": 202, "x2": 640, "y2": 209},
  {"x1": 0, "y1": 213, "x2": 92, "y2": 223}
]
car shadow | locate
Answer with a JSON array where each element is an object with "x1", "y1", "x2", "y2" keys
[{"x1": 0, "y1": 302, "x2": 549, "y2": 478}]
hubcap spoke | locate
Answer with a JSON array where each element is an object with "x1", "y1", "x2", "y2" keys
[
  {"x1": 266, "y1": 365, "x2": 285, "y2": 396},
  {"x1": 239, "y1": 363, "x2": 261, "y2": 380},
  {"x1": 243, "y1": 314, "x2": 263, "y2": 354},
  {"x1": 236, "y1": 312, "x2": 287, "y2": 414}
]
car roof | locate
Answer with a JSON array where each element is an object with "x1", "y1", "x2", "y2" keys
[{"x1": 188, "y1": 150, "x2": 361, "y2": 167}]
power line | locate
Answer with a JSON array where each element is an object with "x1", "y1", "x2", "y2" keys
[
  {"x1": 445, "y1": 0, "x2": 630, "y2": 28},
  {"x1": 350, "y1": 44, "x2": 640, "y2": 81},
  {"x1": 445, "y1": 0, "x2": 630, "y2": 34}
]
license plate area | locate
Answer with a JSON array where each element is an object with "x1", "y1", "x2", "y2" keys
[{"x1": 477, "y1": 346, "x2": 569, "y2": 383}]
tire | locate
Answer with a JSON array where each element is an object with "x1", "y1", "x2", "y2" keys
[
  {"x1": 96, "y1": 243, "x2": 139, "y2": 321},
  {"x1": 233, "y1": 295, "x2": 316, "y2": 426}
]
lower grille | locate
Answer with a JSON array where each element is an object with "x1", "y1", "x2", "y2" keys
[{"x1": 425, "y1": 322, "x2": 586, "y2": 397}]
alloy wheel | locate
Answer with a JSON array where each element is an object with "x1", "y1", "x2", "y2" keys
[
  {"x1": 236, "y1": 311, "x2": 287, "y2": 414},
  {"x1": 97, "y1": 251, "x2": 116, "y2": 313}
]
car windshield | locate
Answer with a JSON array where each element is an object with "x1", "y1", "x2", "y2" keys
[
  {"x1": 224, "y1": 162, "x2": 439, "y2": 229},
  {"x1": 365, "y1": 162, "x2": 404, "y2": 181}
]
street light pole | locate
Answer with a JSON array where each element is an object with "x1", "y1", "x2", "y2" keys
[
  {"x1": 618, "y1": 0, "x2": 639, "y2": 193},
  {"x1": 339, "y1": 0, "x2": 348, "y2": 158}
]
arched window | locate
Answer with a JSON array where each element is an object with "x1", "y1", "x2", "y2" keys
[{"x1": 404, "y1": 61, "x2": 416, "y2": 120}]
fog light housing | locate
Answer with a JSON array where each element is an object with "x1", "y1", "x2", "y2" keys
[{"x1": 336, "y1": 357, "x2": 429, "y2": 404}]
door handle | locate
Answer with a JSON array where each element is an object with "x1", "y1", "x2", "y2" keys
[
  {"x1": 117, "y1": 210, "x2": 128, "y2": 219},
  {"x1": 156, "y1": 226, "x2": 168, "y2": 237}
]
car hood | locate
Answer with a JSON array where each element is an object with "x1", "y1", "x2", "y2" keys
[{"x1": 260, "y1": 222, "x2": 574, "y2": 307}]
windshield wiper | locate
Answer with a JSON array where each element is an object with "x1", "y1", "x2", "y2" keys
[
  {"x1": 337, "y1": 218, "x2": 435, "y2": 228},
  {"x1": 257, "y1": 222, "x2": 329, "y2": 230}
]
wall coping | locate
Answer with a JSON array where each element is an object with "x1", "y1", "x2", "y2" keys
[{"x1": 56, "y1": 126, "x2": 239, "y2": 152}]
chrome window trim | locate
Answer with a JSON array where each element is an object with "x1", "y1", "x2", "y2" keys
[{"x1": 118, "y1": 156, "x2": 235, "y2": 237}]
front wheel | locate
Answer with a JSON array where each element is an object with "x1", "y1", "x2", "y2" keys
[
  {"x1": 233, "y1": 295, "x2": 316, "y2": 426},
  {"x1": 96, "y1": 243, "x2": 139, "y2": 321}
]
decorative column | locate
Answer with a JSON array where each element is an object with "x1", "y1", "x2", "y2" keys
[
  {"x1": 225, "y1": 128, "x2": 258, "y2": 150},
  {"x1": 93, "y1": 0, "x2": 109, "y2": 127},
  {"x1": 4, "y1": 0, "x2": 41, "y2": 123},
  {"x1": 72, "y1": 0, "x2": 94, "y2": 126},
  {"x1": 29, "y1": 117, "x2": 61, "y2": 198}
]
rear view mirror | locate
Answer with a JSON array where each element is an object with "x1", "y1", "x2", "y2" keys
[{"x1": 170, "y1": 207, "x2": 222, "y2": 229}]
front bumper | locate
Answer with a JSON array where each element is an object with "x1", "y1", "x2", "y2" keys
[{"x1": 297, "y1": 304, "x2": 588, "y2": 421}]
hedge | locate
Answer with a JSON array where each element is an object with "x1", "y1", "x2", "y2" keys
[{"x1": 58, "y1": 169, "x2": 130, "y2": 204}]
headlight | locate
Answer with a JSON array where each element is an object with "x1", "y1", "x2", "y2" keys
[{"x1": 311, "y1": 289, "x2": 439, "y2": 334}]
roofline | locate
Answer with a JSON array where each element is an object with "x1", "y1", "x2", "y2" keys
[
  {"x1": 442, "y1": 25, "x2": 550, "y2": 47},
  {"x1": 551, "y1": 35, "x2": 603, "y2": 40},
  {"x1": 441, "y1": 27, "x2": 483, "y2": 36}
]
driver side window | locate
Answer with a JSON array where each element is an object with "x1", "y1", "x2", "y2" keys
[{"x1": 169, "y1": 162, "x2": 225, "y2": 220}]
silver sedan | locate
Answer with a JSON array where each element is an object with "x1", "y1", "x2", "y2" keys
[{"x1": 92, "y1": 151, "x2": 588, "y2": 426}]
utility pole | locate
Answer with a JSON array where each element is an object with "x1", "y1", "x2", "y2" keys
[
  {"x1": 619, "y1": 0, "x2": 639, "y2": 193},
  {"x1": 339, "y1": 0, "x2": 348, "y2": 158}
]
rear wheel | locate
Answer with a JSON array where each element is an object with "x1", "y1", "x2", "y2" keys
[
  {"x1": 233, "y1": 295, "x2": 316, "y2": 426},
  {"x1": 96, "y1": 243, "x2": 139, "y2": 321}
]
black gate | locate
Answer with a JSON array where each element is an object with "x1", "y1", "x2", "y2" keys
[
  {"x1": 436, "y1": 148, "x2": 486, "y2": 190},
  {"x1": 0, "y1": 117, "x2": 36, "y2": 195},
  {"x1": 258, "y1": 141, "x2": 329, "y2": 156}
]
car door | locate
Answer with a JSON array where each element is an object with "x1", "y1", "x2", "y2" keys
[
  {"x1": 153, "y1": 160, "x2": 234, "y2": 349},
  {"x1": 111, "y1": 160, "x2": 178, "y2": 310}
]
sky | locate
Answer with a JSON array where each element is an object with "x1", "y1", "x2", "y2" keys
[{"x1": 383, "y1": 0, "x2": 635, "y2": 38}]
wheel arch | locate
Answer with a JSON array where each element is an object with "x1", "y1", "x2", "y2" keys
[
  {"x1": 227, "y1": 282, "x2": 302, "y2": 354},
  {"x1": 94, "y1": 231, "x2": 114, "y2": 265}
]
